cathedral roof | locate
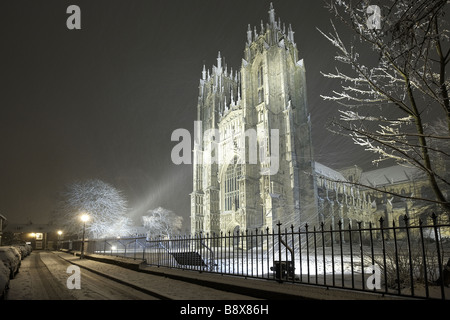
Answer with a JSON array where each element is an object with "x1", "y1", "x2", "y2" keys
[
  {"x1": 360, "y1": 165, "x2": 423, "y2": 187},
  {"x1": 315, "y1": 162, "x2": 425, "y2": 189},
  {"x1": 314, "y1": 162, "x2": 347, "y2": 182}
]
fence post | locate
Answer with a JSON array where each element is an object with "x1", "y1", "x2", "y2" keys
[
  {"x1": 255, "y1": 229, "x2": 258, "y2": 278},
  {"x1": 349, "y1": 222, "x2": 354, "y2": 289},
  {"x1": 229, "y1": 231, "x2": 232, "y2": 274},
  {"x1": 277, "y1": 222, "x2": 282, "y2": 282},
  {"x1": 237, "y1": 230, "x2": 240, "y2": 275},
  {"x1": 313, "y1": 225, "x2": 318, "y2": 284},
  {"x1": 266, "y1": 227, "x2": 270, "y2": 279},
  {"x1": 291, "y1": 225, "x2": 295, "y2": 283},
  {"x1": 321, "y1": 222, "x2": 326, "y2": 286},
  {"x1": 392, "y1": 220, "x2": 401, "y2": 295},
  {"x1": 404, "y1": 215, "x2": 414, "y2": 297},
  {"x1": 338, "y1": 220, "x2": 344, "y2": 287},
  {"x1": 369, "y1": 221, "x2": 376, "y2": 292},
  {"x1": 305, "y1": 223, "x2": 310, "y2": 284},
  {"x1": 246, "y1": 229, "x2": 249, "y2": 277},
  {"x1": 418, "y1": 218, "x2": 429, "y2": 299},
  {"x1": 369, "y1": 222, "x2": 374, "y2": 272},
  {"x1": 298, "y1": 226, "x2": 303, "y2": 283},
  {"x1": 250, "y1": 230, "x2": 253, "y2": 277},
  {"x1": 232, "y1": 230, "x2": 236, "y2": 275},
  {"x1": 380, "y1": 217, "x2": 388, "y2": 295},
  {"x1": 358, "y1": 221, "x2": 364, "y2": 290},
  {"x1": 431, "y1": 213, "x2": 445, "y2": 300},
  {"x1": 330, "y1": 224, "x2": 335, "y2": 287}
]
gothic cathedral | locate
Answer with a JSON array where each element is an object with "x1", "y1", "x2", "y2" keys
[{"x1": 191, "y1": 4, "x2": 319, "y2": 235}]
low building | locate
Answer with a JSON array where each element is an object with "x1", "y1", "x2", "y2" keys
[{"x1": 4, "y1": 222, "x2": 63, "y2": 250}]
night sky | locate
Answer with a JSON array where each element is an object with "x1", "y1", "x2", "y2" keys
[{"x1": 1, "y1": 0, "x2": 376, "y2": 229}]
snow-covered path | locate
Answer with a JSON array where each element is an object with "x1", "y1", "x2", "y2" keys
[
  {"x1": 7, "y1": 251, "x2": 157, "y2": 300},
  {"x1": 6, "y1": 251, "x2": 261, "y2": 300}
]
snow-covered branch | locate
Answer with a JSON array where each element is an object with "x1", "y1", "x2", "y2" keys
[
  {"x1": 142, "y1": 207, "x2": 183, "y2": 238},
  {"x1": 55, "y1": 179, "x2": 132, "y2": 238},
  {"x1": 320, "y1": 0, "x2": 450, "y2": 212}
]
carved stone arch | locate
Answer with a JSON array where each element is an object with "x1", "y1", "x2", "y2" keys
[{"x1": 217, "y1": 152, "x2": 244, "y2": 184}]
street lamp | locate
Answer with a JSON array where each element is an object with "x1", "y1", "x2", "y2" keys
[
  {"x1": 80, "y1": 213, "x2": 90, "y2": 259},
  {"x1": 57, "y1": 230, "x2": 63, "y2": 250}
]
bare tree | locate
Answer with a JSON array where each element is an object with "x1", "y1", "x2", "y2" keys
[
  {"x1": 318, "y1": 0, "x2": 450, "y2": 213},
  {"x1": 56, "y1": 179, "x2": 132, "y2": 238},
  {"x1": 142, "y1": 207, "x2": 183, "y2": 238}
]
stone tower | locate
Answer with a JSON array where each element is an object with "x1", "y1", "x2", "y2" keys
[{"x1": 191, "y1": 3, "x2": 318, "y2": 235}]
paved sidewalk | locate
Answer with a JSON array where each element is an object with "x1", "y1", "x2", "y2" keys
[{"x1": 56, "y1": 250, "x2": 407, "y2": 300}]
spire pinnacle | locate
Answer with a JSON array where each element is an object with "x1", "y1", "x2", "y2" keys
[
  {"x1": 269, "y1": 2, "x2": 275, "y2": 25},
  {"x1": 217, "y1": 51, "x2": 222, "y2": 69},
  {"x1": 288, "y1": 24, "x2": 295, "y2": 43}
]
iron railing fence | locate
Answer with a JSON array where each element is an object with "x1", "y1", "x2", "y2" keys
[{"x1": 60, "y1": 213, "x2": 450, "y2": 300}]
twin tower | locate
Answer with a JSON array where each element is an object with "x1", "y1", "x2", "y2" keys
[{"x1": 191, "y1": 4, "x2": 318, "y2": 235}]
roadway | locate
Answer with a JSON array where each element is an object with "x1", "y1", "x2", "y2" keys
[{"x1": 6, "y1": 251, "x2": 260, "y2": 300}]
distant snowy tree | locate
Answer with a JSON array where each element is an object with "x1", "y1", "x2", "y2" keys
[
  {"x1": 56, "y1": 179, "x2": 132, "y2": 238},
  {"x1": 142, "y1": 207, "x2": 183, "y2": 238},
  {"x1": 318, "y1": 0, "x2": 450, "y2": 213}
]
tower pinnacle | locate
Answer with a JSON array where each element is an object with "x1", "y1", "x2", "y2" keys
[
  {"x1": 269, "y1": 2, "x2": 275, "y2": 25},
  {"x1": 217, "y1": 51, "x2": 222, "y2": 69},
  {"x1": 202, "y1": 65, "x2": 206, "y2": 80},
  {"x1": 288, "y1": 24, "x2": 295, "y2": 44}
]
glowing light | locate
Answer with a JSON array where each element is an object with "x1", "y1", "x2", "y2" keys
[{"x1": 80, "y1": 213, "x2": 90, "y2": 222}]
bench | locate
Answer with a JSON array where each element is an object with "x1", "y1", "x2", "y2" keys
[{"x1": 170, "y1": 252, "x2": 207, "y2": 267}]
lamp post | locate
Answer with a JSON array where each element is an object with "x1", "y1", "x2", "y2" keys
[
  {"x1": 57, "y1": 230, "x2": 63, "y2": 250},
  {"x1": 80, "y1": 214, "x2": 90, "y2": 259}
]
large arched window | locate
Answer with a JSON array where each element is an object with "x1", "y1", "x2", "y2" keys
[
  {"x1": 224, "y1": 164, "x2": 241, "y2": 211},
  {"x1": 258, "y1": 65, "x2": 263, "y2": 87}
]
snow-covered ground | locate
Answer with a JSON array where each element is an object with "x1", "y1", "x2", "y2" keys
[{"x1": 6, "y1": 250, "x2": 448, "y2": 301}]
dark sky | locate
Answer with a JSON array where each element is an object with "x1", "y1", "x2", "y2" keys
[{"x1": 1, "y1": 0, "x2": 375, "y2": 229}]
